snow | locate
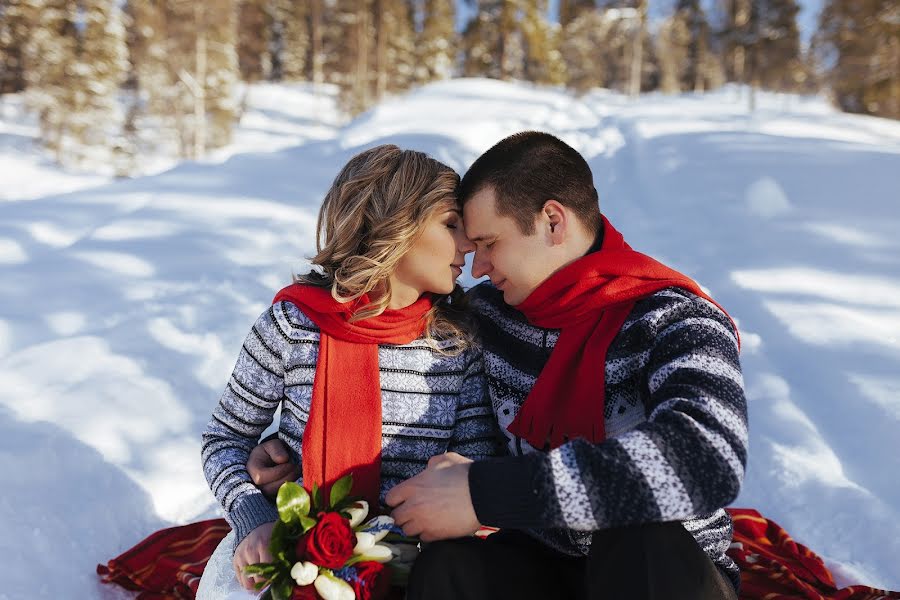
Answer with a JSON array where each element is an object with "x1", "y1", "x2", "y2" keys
[{"x1": 1, "y1": 79, "x2": 899, "y2": 598}]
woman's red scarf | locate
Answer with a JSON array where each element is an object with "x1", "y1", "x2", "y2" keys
[
  {"x1": 273, "y1": 284, "x2": 432, "y2": 507},
  {"x1": 507, "y1": 215, "x2": 738, "y2": 450}
]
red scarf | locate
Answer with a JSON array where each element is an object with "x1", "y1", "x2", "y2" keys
[
  {"x1": 273, "y1": 284, "x2": 432, "y2": 507},
  {"x1": 507, "y1": 215, "x2": 737, "y2": 450}
]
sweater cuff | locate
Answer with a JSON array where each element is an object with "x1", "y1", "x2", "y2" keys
[
  {"x1": 229, "y1": 492, "x2": 280, "y2": 553},
  {"x1": 468, "y1": 453, "x2": 547, "y2": 529}
]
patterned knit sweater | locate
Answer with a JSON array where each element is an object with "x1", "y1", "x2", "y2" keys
[
  {"x1": 201, "y1": 300, "x2": 500, "y2": 549},
  {"x1": 466, "y1": 283, "x2": 748, "y2": 590}
]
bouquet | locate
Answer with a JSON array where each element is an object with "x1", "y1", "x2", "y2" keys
[{"x1": 245, "y1": 474, "x2": 417, "y2": 600}]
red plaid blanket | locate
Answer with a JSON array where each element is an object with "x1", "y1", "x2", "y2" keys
[
  {"x1": 728, "y1": 508, "x2": 900, "y2": 600},
  {"x1": 97, "y1": 518, "x2": 230, "y2": 599},
  {"x1": 98, "y1": 510, "x2": 899, "y2": 599}
]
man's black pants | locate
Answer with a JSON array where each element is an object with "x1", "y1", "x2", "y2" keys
[{"x1": 405, "y1": 522, "x2": 738, "y2": 600}]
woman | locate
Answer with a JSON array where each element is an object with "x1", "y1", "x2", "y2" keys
[{"x1": 197, "y1": 145, "x2": 499, "y2": 599}]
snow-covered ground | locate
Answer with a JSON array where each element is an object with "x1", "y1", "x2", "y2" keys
[{"x1": 1, "y1": 80, "x2": 898, "y2": 599}]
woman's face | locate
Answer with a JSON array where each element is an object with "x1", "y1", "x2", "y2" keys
[{"x1": 392, "y1": 206, "x2": 475, "y2": 298}]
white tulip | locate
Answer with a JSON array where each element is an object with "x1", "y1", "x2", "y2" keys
[
  {"x1": 345, "y1": 501, "x2": 369, "y2": 529},
  {"x1": 354, "y1": 542, "x2": 393, "y2": 563},
  {"x1": 313, "y1": 572, "x2": 355, "y2": 600},
  {"x1": 353, "y1": 531, "x2": 377, "y2": 554},
  {"x1": 290, "y1": 561, "x2": 319, "y2": 587},
  {"x1": 359, "y1": 515, "x2": 394, "y2": 543}
]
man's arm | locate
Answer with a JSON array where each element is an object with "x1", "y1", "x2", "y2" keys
[
  {"x1": 389, "y1": 292, "x2": 747, "y2": 537},
  {"x1": 468, "y1": 292, "x2": 747, "y2": 531},
  {"x1": 247, "y1": 435, "x2": 301, "y2": 499}
]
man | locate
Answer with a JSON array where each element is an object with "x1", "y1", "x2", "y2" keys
[{"x1": 249, "y1": 132, "x2": 747, "y2": 599}]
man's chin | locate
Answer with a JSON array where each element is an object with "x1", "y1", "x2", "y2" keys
[{"x1": 502, "y1": 289, "x2": 524, "y2": 306}]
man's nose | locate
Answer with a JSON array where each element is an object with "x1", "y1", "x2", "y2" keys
[{"x1": 471, "y1": 251, "x2": 490, "y2": 279}]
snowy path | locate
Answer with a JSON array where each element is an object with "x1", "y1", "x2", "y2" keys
[{"x1": 1, "y1": 80, "x2": 899, "y2": 598}]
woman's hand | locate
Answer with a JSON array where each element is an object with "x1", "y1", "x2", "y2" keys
[{"x1": 233, "y1": 522, "x2": 275, "y2": 590}]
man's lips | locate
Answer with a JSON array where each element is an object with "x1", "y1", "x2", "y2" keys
[{"x1": 451, "y1": 265, "x2": 463, "y2": 278}]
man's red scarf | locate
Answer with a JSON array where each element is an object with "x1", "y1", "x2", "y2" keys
[
  {"x1": 507, "y1": 215, "x2": 738, "y2": 450},
  {"x1": 273, "y1": 284, "x2": 432, "y2": 506}
]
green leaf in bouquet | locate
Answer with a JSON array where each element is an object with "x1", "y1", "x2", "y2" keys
[
  {"x1": 268, "y1": 520, "x2": 294, "y2": 566},
  {"x1": 245, "y1": 563, "x2": 278, "y2": 578},
  {"x1": 329, "y1": 474, "x2": 353, "y2": 508},
  {"x1": 276, "y1": 481, "x2": 310, "y2": 524},
  {"x1": 270, "y1": 574, "x2": 295, "y2": 600},
  {"x1": 334, "y1": 495, "x2": 363, "y2": 515},
  {"x1": 311, "y1": 483, "x2": 324, "y2": 511},
  {"x1": 258, "y1": 588, "x2": 274, "y2": 600},
  {"x1": 299, "y1": 514, "x2": 317, "y2": 533}
]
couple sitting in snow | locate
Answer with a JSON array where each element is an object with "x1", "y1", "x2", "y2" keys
[{"x1": 198, "y1": 131, "x2": 747, "y2": 600}]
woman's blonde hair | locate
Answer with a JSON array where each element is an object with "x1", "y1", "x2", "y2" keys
[{"x1": 297, "y1": 144, "x2": 472, "y2": 352}]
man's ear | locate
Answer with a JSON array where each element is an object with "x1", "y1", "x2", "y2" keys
[{"x1": 542, "y1": 200, "x2": 566, "y2": 243}]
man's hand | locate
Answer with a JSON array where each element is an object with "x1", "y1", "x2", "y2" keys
[
  {"x1": 247, "y1": 438, "x2": 300, "y2": 499},
  {"x1": 385, "y1": 452, "x2": 481, "y2": 542},
  {"x1": 233, "y1": 521, "x2": 275, "y2": 590}
]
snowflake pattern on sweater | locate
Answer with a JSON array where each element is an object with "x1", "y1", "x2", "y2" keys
[{"x1": 202, "y1": 300, "x2": 501, "y2": 550}]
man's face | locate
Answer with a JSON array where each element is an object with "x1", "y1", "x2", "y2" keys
[{"x1": 463, "y1": 186, "x2": 559, "y2": 306}]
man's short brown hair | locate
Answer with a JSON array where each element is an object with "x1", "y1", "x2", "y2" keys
[{"x1": 458, "y1": 131, "x2": 601, "y2": 234}]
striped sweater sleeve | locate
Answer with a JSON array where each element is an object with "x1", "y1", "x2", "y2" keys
[
  {"x1": 201, "y1": 307, "x2": 284, "y2": 549},
  {"x1": 468, "y1": 293, "x2": 748, "y2": 531},
  {"x1": 447, "y1": 347, "x2": 505, "y2": 460}
]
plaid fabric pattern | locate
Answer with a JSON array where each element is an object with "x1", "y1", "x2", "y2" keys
[
  {"x1": 97, "y1": 519, "x2": 230, "y2": 599},
  {"x1": 99, "y1": 510, "x2": 899, "y2": 600},
  {"x1": 726, "y1": 508, "x2": 900, "y2": 600}
]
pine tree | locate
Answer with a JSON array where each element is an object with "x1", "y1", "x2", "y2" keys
[
  {"x1": 23, "y1": 0, "x2": 126, "y2": 165},
  {"x1": 415, "y1": 0, "x2": 456, "y2": 83},
  {"x1": 129, "y1": 0, "x2": 238, "y2": 157},
  {"x1": 657, "y1": 12, "x2": 691, "y2": 93},
  {"x1": 521, "y1": 0, "x2": 566, "y2": 85},
  {"x1": 237, "y1": 0, "x2": 271, "y2": 82},
  {"x1": 718, "y1": 0, "x2": 803, "y2": 93},
  {"x1": 462, "y1": 3, "x2": 502, "y2": 79},
  {"x1": 274, "y1": 0, "x2": 308, "y2": 81},
  {"x1": 0, "y1": 0, "x2": 30, "y2": 94},
  {"x1": 754, "y1": 0, "x2": 803, "y2": 92},
  {"x1": 373, "y1": 0, "x2": 416, "y2": 98},
  {"x1": 561, "y1": 6, "x2": 650, "y2": 93},
  {"x1": 561, "y1": 9, "x2": 618, "y2": 93},
  {"x1": 658, "y1": 0, "x2": 722, "y2": 93},
  {"x1": 330, "y1": 0, "x2": 375, "y2": 114},
  {"x1": 814, "y1": 0, "x2": 899, "y2": 119},
  {"x1": 203, "y1": 0, "x2": 239, "y2": 148},
  {"x1": 558, "y1": 0, "x2": 595, "y2": 28},
  {"x1": 22, "y1": 0, "x2": 76, "y2": 157}
]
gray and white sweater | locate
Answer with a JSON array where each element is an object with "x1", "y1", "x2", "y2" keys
[
  {"x1": 466, "y1": 283, "x2": 748, "y2": 590},
  {"x1": 201, "y1": 300, "x2": 500, "y2": 549}
]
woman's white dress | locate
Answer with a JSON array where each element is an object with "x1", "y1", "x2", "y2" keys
[{"x1": 196, "y1": 530, "x2": 258, "y2": 600}]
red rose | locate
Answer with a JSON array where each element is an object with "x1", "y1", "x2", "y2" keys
[
  {"x1": 291, "y1": 584, "x2": 320, "y2": 600},
  {"x1": 295, "y1": 512, "x2": 355, "y2": 569},
  {"x1": 351, "y1": 561, "x2": 392, "y2": 600}
]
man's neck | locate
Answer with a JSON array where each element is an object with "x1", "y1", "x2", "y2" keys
[{"x1": 584, "y1": 225, "x2": 605, "y2": 256}]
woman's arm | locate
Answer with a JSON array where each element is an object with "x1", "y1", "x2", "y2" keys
[{"x1": 201, "y1": 306, "x2": 285, "y2": 549}]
